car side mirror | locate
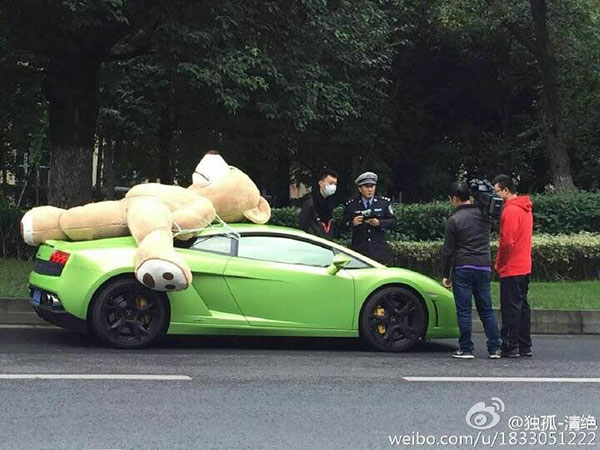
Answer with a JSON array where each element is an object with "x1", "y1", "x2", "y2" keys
[{"x1": 327, "y1": 253, "x2": 351, "y2": 275}]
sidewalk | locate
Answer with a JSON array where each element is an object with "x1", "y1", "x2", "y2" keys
[{"x1": 1, "y1": 297, "x2": 599, "y2": 334}]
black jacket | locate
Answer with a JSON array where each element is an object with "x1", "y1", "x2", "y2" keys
[
  {"x1": 299, "y1": 194, "x2": 336, "y2": 239},
  {"x1": 441, "y1": 204, "x2": 491, "y2": 278},
  {"x1": 342, "y1": 196, "x2": 396, "y2": 264}
]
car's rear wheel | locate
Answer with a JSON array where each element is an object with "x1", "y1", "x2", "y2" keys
[
  {"x1": 359, "y1": 286, "x2": 427, "y2": 352},
  {"x1": 89, "y1": 278, "x2": 169, "y2": 349}
]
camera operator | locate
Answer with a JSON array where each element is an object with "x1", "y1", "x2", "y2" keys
[
  {"x1": 442, "y1": 181, "x2": 501, "y2": 359},
  {"x1": 343, "y1": 171, "x2": 396, "y2": 264},
  {"x1": 493, "y1": 174, "x2": 534, "y2": 358}
]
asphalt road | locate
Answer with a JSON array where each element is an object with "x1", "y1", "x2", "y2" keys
[{"x1": 0, "y1": 327, "x2": 599, "y2": 450}]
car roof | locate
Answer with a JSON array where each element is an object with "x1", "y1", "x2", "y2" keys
[{"x1": 195, "y1": 223, "x2": 309, "y2": 237}]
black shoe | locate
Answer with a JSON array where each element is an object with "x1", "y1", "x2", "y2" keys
[
  {"x1": 488, "y1": 349, "x2": 501, "y2": 359},
  {"x1": 452, "y1": 350, "x2": 474, "y2": 359},
  {"x1": 501, "y1": 348, "x2": 520, "y2": 358},
  {"x1": 520, "y1": 348, "x2": 533, "y2": 357}
]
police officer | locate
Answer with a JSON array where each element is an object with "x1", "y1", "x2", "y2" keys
[{"x1": 343, "y1": 171, "x2": 397, "y2": 264}]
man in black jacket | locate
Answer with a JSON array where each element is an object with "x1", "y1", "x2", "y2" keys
[
  {"x1": 342, "y1": 171, "x2": 396, "y2": 264},
  {"x1": 442, "y1": 181, "x2": 501, "y2": 360},
  {"x1": 299, "y1": 169, "x2": 338, "y2": 239}
]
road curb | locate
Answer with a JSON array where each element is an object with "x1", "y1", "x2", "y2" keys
[
  {"x1": 0, "y1": 298, "x2": 599, "y2": 334},
  {"x1": 471, "y1": 308, "x2": 600, "y2": 335},
  {"x1": 0, "y1": 297, "x2": 48, "y2": 325}
]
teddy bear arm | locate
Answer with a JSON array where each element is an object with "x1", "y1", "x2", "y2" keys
[
  {"x1": 58, "y1": 200, "x2": 129, "y2": 241},
  {"x1": 127, "y1": 196, "x2": 192, "y2": 292},
  {"x1": 171, "y1": 197, "x2": 216, "y2": 240},
  {"x1": 127, "y1": 197, "x2": 173, "y2": 244}
]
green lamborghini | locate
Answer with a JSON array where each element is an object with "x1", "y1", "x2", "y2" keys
[{"x1": 28, "y1": 224, "x2": 458, "y2": 350}]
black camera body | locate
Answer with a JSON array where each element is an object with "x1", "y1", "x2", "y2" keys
[
  {"x1": 469, "y1": 178, "x2": 503, "y2": 220},
  {"x1": 359, "y1": 208, "x2": 379, "y2": 220}
]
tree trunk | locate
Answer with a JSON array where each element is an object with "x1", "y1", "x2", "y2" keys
[
  {"x1": 43, "y1": 52, "x2": 103, "y2": 207},
  {"x1": 47, "y1": 145, "x2": 94, "y2": 207},
  {"x1": 529, "y1": 0, "x2": 576, "y2": 191}
]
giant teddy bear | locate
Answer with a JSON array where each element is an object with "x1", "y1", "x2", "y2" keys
[{"x1": 20, "y1": 151, "x2": 270, "y2": 291}]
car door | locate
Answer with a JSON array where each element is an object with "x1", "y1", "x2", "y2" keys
[
  {"x1": 223, "y1": 234, "x2": 355, "y2": 329},
  {"x1": 173, "y1": 234, "x2": 249, "y2": 326}
]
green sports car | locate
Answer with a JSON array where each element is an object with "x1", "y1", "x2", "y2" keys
[{"x1": 29, "y1": 224, "x2": 458, "y2": 351}]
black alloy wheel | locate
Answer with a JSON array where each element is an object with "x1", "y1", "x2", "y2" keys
[
  {"x1": 359, "y1": 286, "x2": 427, "y2": 352},
  {"x1": 89, "y1": 278, "x2": 169, "y2": 349}
]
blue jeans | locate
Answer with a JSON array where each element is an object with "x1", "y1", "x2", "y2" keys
[{"x1": 452, "y1": 268, "x2": 501, "y2": 353}]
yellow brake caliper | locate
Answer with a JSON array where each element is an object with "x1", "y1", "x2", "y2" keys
[
  {"x1": 136, "y1": 296, "x2": 150, "y2": 325},
  {"x1": 375, "y1": 306, "x2": 386, "y2": 334}
]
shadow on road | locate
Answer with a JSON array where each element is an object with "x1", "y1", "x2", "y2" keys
[
  {"x1": 1, "y1": 327, "x2": 457, "y2": 354},
  {"x1": 155, "y1": 334, "x2": 457, "y2": 354}
]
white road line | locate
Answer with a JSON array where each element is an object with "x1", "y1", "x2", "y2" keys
[
  {"x1": 0, "y1": 374, "x2": 192, "y2": 380},
  {"x1": 403, "y1": 377, "x2": 600, "y2": 383}
]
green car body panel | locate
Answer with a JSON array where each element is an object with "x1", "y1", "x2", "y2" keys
[{"x1": 29, "y1": 224, "x2": 458, "y2": 340}]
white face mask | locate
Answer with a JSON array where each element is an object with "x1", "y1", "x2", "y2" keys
[{"x1": 322, "y1": 184, "x2": 337, "y2": 197}]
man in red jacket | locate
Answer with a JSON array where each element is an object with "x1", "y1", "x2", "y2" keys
[{"x1": 493, "y1": 174, "x2": 534, "y2": 358}]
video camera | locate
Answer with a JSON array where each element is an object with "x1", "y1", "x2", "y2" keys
[{"x1": 468, "y1": 178, "x2": 503, "y2": 220}]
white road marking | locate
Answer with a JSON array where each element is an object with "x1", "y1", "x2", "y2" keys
[
  {"x1": 403, "y1": 377, "x2": 600, "y2": 383},
  {"x1": 0, "y1": 374, "x2": 192, "y2": 380}
]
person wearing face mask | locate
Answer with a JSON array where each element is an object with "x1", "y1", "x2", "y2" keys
[
  {"x1": 342, "y1": 171, "x2": 397, "y2": 264},
  {"x1": 299, "y1": 168, "x2": 339, "y2": 239}
]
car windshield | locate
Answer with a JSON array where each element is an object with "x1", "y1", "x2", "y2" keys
[
  {"x1": 334, "y1": 250, "x2": 371, "y2": 269},
  {"x1": 175, "y1": 234, "x2": 234, "y2": 255}
]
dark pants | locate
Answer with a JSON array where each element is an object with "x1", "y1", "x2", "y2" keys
[
  {"x1": 500, "y1": 275, "x2": 532, "y2": 352},
  {"x1": 452, "y1": 268, "x2": 501, "y2": 353}
]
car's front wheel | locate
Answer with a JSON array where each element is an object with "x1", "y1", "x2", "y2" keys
[
  {"x1": 89, "y1": 278, "x2": 169, "y2": 349},
  {"x1": 359, "y1": 286, "x2": 427, "y2": 352}
]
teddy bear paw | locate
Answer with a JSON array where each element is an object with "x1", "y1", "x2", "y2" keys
[{"x1": 136, "y1": 259, "x2": 189, "y2": 292}]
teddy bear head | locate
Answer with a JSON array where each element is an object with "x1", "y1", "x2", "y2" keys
[{"x1": 189, "y1": 151, "x2": 271, "y2": 224}]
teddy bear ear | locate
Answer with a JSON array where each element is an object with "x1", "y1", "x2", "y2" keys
[{"x1": 242, "y1": 196, "x2": 271, "y2": 224}]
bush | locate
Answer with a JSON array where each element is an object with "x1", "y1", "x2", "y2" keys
[
  {"x1": 530, "y1": 192, "x2": 600, "y2": 234},
  {"x1": 269, "y1": 207, "x2": 301, "y2": 228},
  {"x1": 389, "y1": 233, "x2": 600, "y2": 281},
  {"x1": 270, "y1": 191, "x2": 600, "y2": 240}
]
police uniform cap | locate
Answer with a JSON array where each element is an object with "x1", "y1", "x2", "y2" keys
[{"x1": 355, "y1": 171, "x2": 378, "y2": 186}]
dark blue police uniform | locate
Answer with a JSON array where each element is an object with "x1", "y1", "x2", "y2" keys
[{"x1": 342, "y1": 195, "x2": 396, "y2": 265}]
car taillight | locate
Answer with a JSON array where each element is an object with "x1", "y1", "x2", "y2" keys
[{"x1": 49, "y1": 250, "x2": 70, "y2": 265}]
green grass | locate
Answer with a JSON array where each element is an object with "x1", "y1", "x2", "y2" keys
[
  {"x1": 0, "y1": 258, "x2": 599, "y2": 310},
  {"x1": 0, "y1": 258, "x2": 34, "y2": 298},
  {"x1": 491, "y1": 281, "x2": 600, "y2": 310}
]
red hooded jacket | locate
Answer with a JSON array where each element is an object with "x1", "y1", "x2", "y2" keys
[{"x1": 495, "y1": 196, "x2": 533, "y2": 278}]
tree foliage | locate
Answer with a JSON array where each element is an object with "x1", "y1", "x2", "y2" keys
[{"x1": 0, "y1": 0, "x2": 598, "y2": 208}]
